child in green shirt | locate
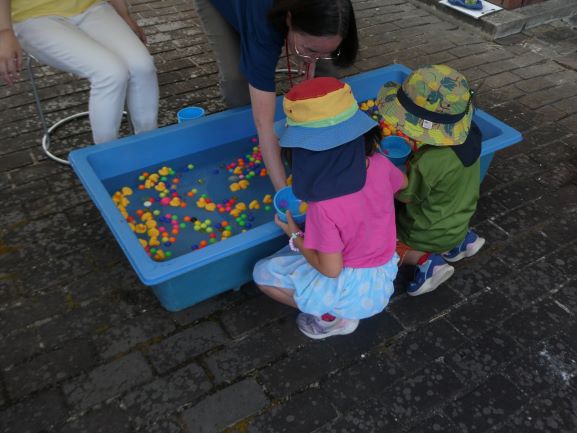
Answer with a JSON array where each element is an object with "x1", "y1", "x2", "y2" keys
[{"x1": 377, "y1": 64, "x2": 485, "y2": 296}]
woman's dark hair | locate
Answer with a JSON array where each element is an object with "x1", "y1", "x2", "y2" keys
[
  {"x1": 280, "y1": 126, "x2": 382, "y2": 169},
  {"x1": 269, "y1": 0, "x2": 359, "y2": 67}
]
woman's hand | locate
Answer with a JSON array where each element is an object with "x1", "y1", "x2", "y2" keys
[
  {"x1": 274, "y1": 210, "x2": 300, "y2": 237},
  {"x1": 123, "y1": 15, "x2": 147, "y2": 43},
  {"x1": 0, "y1": 29, "x2": 21, "y2": 86}
]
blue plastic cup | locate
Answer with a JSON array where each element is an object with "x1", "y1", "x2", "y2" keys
[
  {"x1": 177, "y1": 106, "x2": 205, "y2": 123},
  {"x1": 273, "y1": 186, "x2": 306, "y2": 224},
  {"x1": 379, "y1": 136, "x2": 412, "y2": 166}
]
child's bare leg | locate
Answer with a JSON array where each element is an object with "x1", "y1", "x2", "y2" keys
[
  {"x1": 399, "y1": 249, "x2": 427, "y2": 266},
  {"x1": 258, "y1": 284, "x2": 298, "y2": 308}
]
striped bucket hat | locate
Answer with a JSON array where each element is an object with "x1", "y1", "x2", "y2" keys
[{"x1": 275, "y1": 77, "x2": 377, "y2": 150}]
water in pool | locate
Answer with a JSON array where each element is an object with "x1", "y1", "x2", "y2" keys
[{"x1": 103, "y1": 137, "x2": 277, "y2": 262}]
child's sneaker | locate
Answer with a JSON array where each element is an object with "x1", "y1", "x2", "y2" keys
[
  {"x1": 296, "y1": 313, "x2": 359, "y2": 340},
  {"x1": 407, "y1": 253, "x2": 454, "y2": 296},
  {"x1": 442, "y1": 229, "x2": 486, "y2": 263}
]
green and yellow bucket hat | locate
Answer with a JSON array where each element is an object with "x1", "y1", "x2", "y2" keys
[{"x1": 376, "y1": 64, "x2": 474, "y2": 146}]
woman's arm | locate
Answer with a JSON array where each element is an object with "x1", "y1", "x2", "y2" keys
[
  {"x1": 108, "y1": 0, "x2": 146, "y2": 43},
  {"x1": 0, "y1": 0, "x2": 21, "y2": 85},
  {"x1": 276, "y1": 212, "x2": 344, "y2": 278},
  {"x1": 249, "y1": 84, "x2": 287, "y2": 191}
]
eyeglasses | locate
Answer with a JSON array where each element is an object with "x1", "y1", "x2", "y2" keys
[{"x1": 292, "y1": 33, "x2": 341, "y2": 63}]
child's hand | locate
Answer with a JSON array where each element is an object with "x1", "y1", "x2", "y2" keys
[{"x1": 274, "y1": 211, "x2": 300, "y2": 237}]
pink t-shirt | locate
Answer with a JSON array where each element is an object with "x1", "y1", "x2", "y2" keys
[{"x1": 303, "y1": 153, "x2": 405, "y2": 268}]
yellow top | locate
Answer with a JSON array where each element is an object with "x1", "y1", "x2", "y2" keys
[{"x1": 11, "y1": 0, "x2": 99, "y2": 23}]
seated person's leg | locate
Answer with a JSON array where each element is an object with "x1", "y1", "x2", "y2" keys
[
  {"x1": 14, "y1": 15, "x2": 131, "y2": 144},
  {"x1": 78, "y1": 2, "x2": 158, "y2": 135}
]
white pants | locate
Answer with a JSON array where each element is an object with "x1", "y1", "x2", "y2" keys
[{"x1": 14, "y1": 2, "x2": 159, "y2": 144}]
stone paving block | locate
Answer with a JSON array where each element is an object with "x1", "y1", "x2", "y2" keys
[
  {"x1": 473, "y1": 220, "x2": 510, "y2": 246},
  {"x1": 146, "y1": 419, "x2": 185, "y2": 433},
  {"x1": 490, "y1": 200, "x2": 552, "y2": 238},
  {"x1": 148, "y1": 321, "x2": 228, "y2": 374},
  {"x1": 501, "y1": 297, "x2": 572, "y2": 347},
  {"x1": 514, "y1": 61, "x2": 566, "y2": 79},
  {"x1": 63, "y1": 352, "x2": 153, "y2": 411},
  {"x1": 58, "y1": 405, "x2": 132, "y2": 433},
  {"x1": 379, "y1": 360, "x2": 464, "y2": 427},
  {"x1": 491, "y1": 386, "x2": 577, "y2": 433},
  {"x1": 446, "y1": 289, "x2": 515, "y2": 338},
  {"x1": 93, "y1": 309, "x2": 176, "y2": 358},
  {"x1": 324, "y1": 312, "x2": 404, "y2": 362},
  {"x1": 0, "y1": 290, "x2": 68, "y2": 334},
  {"x1": 519, "y1": 84, "x2": 577, "y2": 109},
  {"x1": 505, "y1": 336, "x2": 577, "y2": 397},
  {"x1": 495, "y1": 231, "x2": 558, "y2": 269},
  {"x1": 314, "y1": 400, "x2": 402, "y2": 433},
  {"x1": 535, "y1": 160, "x2": 577, "y2": 189},
  {"x1": 443, "y1": 374, "x2": 526, "y2": 433},
  {"x1": 0, "y1": 328, "x2": 43, "y2": 370},
  {"x1": 445, "y1": 253, "x2": 510, "y2": 299},
  {"x1": 481, "y1": 70, "x2": 522, "y2": 89},
  {"x1": 121, "y1": 362, "x2": 211, "y2": 429},
  {"x1": 382, "y1": 318, "x2": 468, "y2": 375},
  {"x1": 320, "y1": 351, "x2": 404, "y2": 412},
  {"x1": 170, "y1": 289, "x2": 244, "y2": 327},
  {"x1": 0, "y1": 389, "x2": 68, "y2": 433},
  {"x1": 4, "y1": 338, "x2": 97, "y2": 400},
  {"x1": 205, "y1": 316, "x2": 308, "y2": 383},
  {"x1": 387, "y1": 286, "x2": 463, "y2": 328},
  {"x1": 488, "y1": 153, "x2": 544, "y2": 184},
  {"x1": 406, "y1": 413, "x2": 460, "y2": 433},
  {"x1": 488, "y1": 177, "x2": 549, "y2": 210},
  {"x1": 220, "y1": 294, "x2": 292, "y2": 338},
  {"x1": 445, "y1": 327, "x2": 523, "y2": 386},
  {"x1": 258, "y1": 342, "x2": 340, "y2": 399},
  {"x1": 37, "y1": 297, "x2": 138, "y2": 350},
  {"x1": 493, "y1": 259, "x2": 568, "y2": 310},
  {"x1": 0, "y1": 150, "x2": 33, "y2": 172},
  {"x1": 181, "y1": 378, "x2": 268, "y2": 433},
  {"x1": 530, "y1": 139, "x2": 577, "y2": 168},
  {"x1": 248, "y1": 389, "x2": 337, "y2": 433},
  {"x1": 470, "y1": 195, "x2": 508, "y2": 226}
]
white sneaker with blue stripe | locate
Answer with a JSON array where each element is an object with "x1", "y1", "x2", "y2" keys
[
  {"x1": 407, "y1": 254, "x2": 455, "y2": 297},
  {"x1": 442, "y1": 229, "x2": 486, "y2": 263}
]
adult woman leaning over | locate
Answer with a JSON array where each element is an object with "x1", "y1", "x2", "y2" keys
[{"x1": 193, "y1": 0, "x2": 359, "y2": 191}]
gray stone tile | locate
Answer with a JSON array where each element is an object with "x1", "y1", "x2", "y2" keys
[
  {"x1": 148, "y1": 321, "x2": 228, "y2": 374},
  {"x1": 248, "y1": 389, "x2": 337, "y2": 433},
  {"x1": 0, "y1": 389, "x2": 68, "y2": 433},
  {"x1": 93, "y1": 310, "x2": 176, "y2": 358},
  {"x1": 122, "y1": 363, "x2": 211, "y2": 429},
  {"x1": 181, "y1": 378, "x2": 268, "y2": 433},
  {"x1": 4, "y1": 338, "x2": 97, "y2": 400},
  {"x1": 443, "y1": 374, "x2": 526, "y2": 433},
  {"x1": 63, "y1": 352, "x2": 153, "y2": 411}
]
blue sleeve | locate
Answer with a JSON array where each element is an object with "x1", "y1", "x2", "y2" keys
[{"x1": 211, "y1": 0, "x2": 284, "y2": 92}]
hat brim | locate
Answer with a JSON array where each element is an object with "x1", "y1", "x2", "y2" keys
[
  {"x1": 274, "y1": 110, "x2": 377, "y2": 150},
  {"x1": 376, "y1": 81, "x2": 473, "y2": 146},
  {"x1": 291, "y1": 136, "x2": 367, "y2": 202}
]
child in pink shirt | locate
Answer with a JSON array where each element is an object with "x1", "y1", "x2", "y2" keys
[{"x1": 253, "y1": 77, "x2": 407, "y2": 340}]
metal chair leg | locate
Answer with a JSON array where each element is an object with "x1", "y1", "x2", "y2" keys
[{"x1": 26, "y1": 55, "x2": 132, "y2": 165}]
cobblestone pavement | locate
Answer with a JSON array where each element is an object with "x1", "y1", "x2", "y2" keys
[{"x1": 1, "y1": 1, "x2": 577, "y2": 432}]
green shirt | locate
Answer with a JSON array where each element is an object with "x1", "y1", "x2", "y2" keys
[{"x1": 396, "y1": 145, "x2": 480, "y2": 253}]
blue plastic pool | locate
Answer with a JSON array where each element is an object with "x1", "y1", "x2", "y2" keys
[{"x1": 70, "y1": 64, "x2": 522, "y2": 311}]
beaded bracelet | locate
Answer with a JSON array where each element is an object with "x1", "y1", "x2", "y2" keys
[{"x1": 288, "y1": 231, "x2": 304, "y2": 252}]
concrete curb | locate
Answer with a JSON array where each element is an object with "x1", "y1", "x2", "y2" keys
[{"x1": 409, "y1": 0, "x2": 577, "y2": 39}]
